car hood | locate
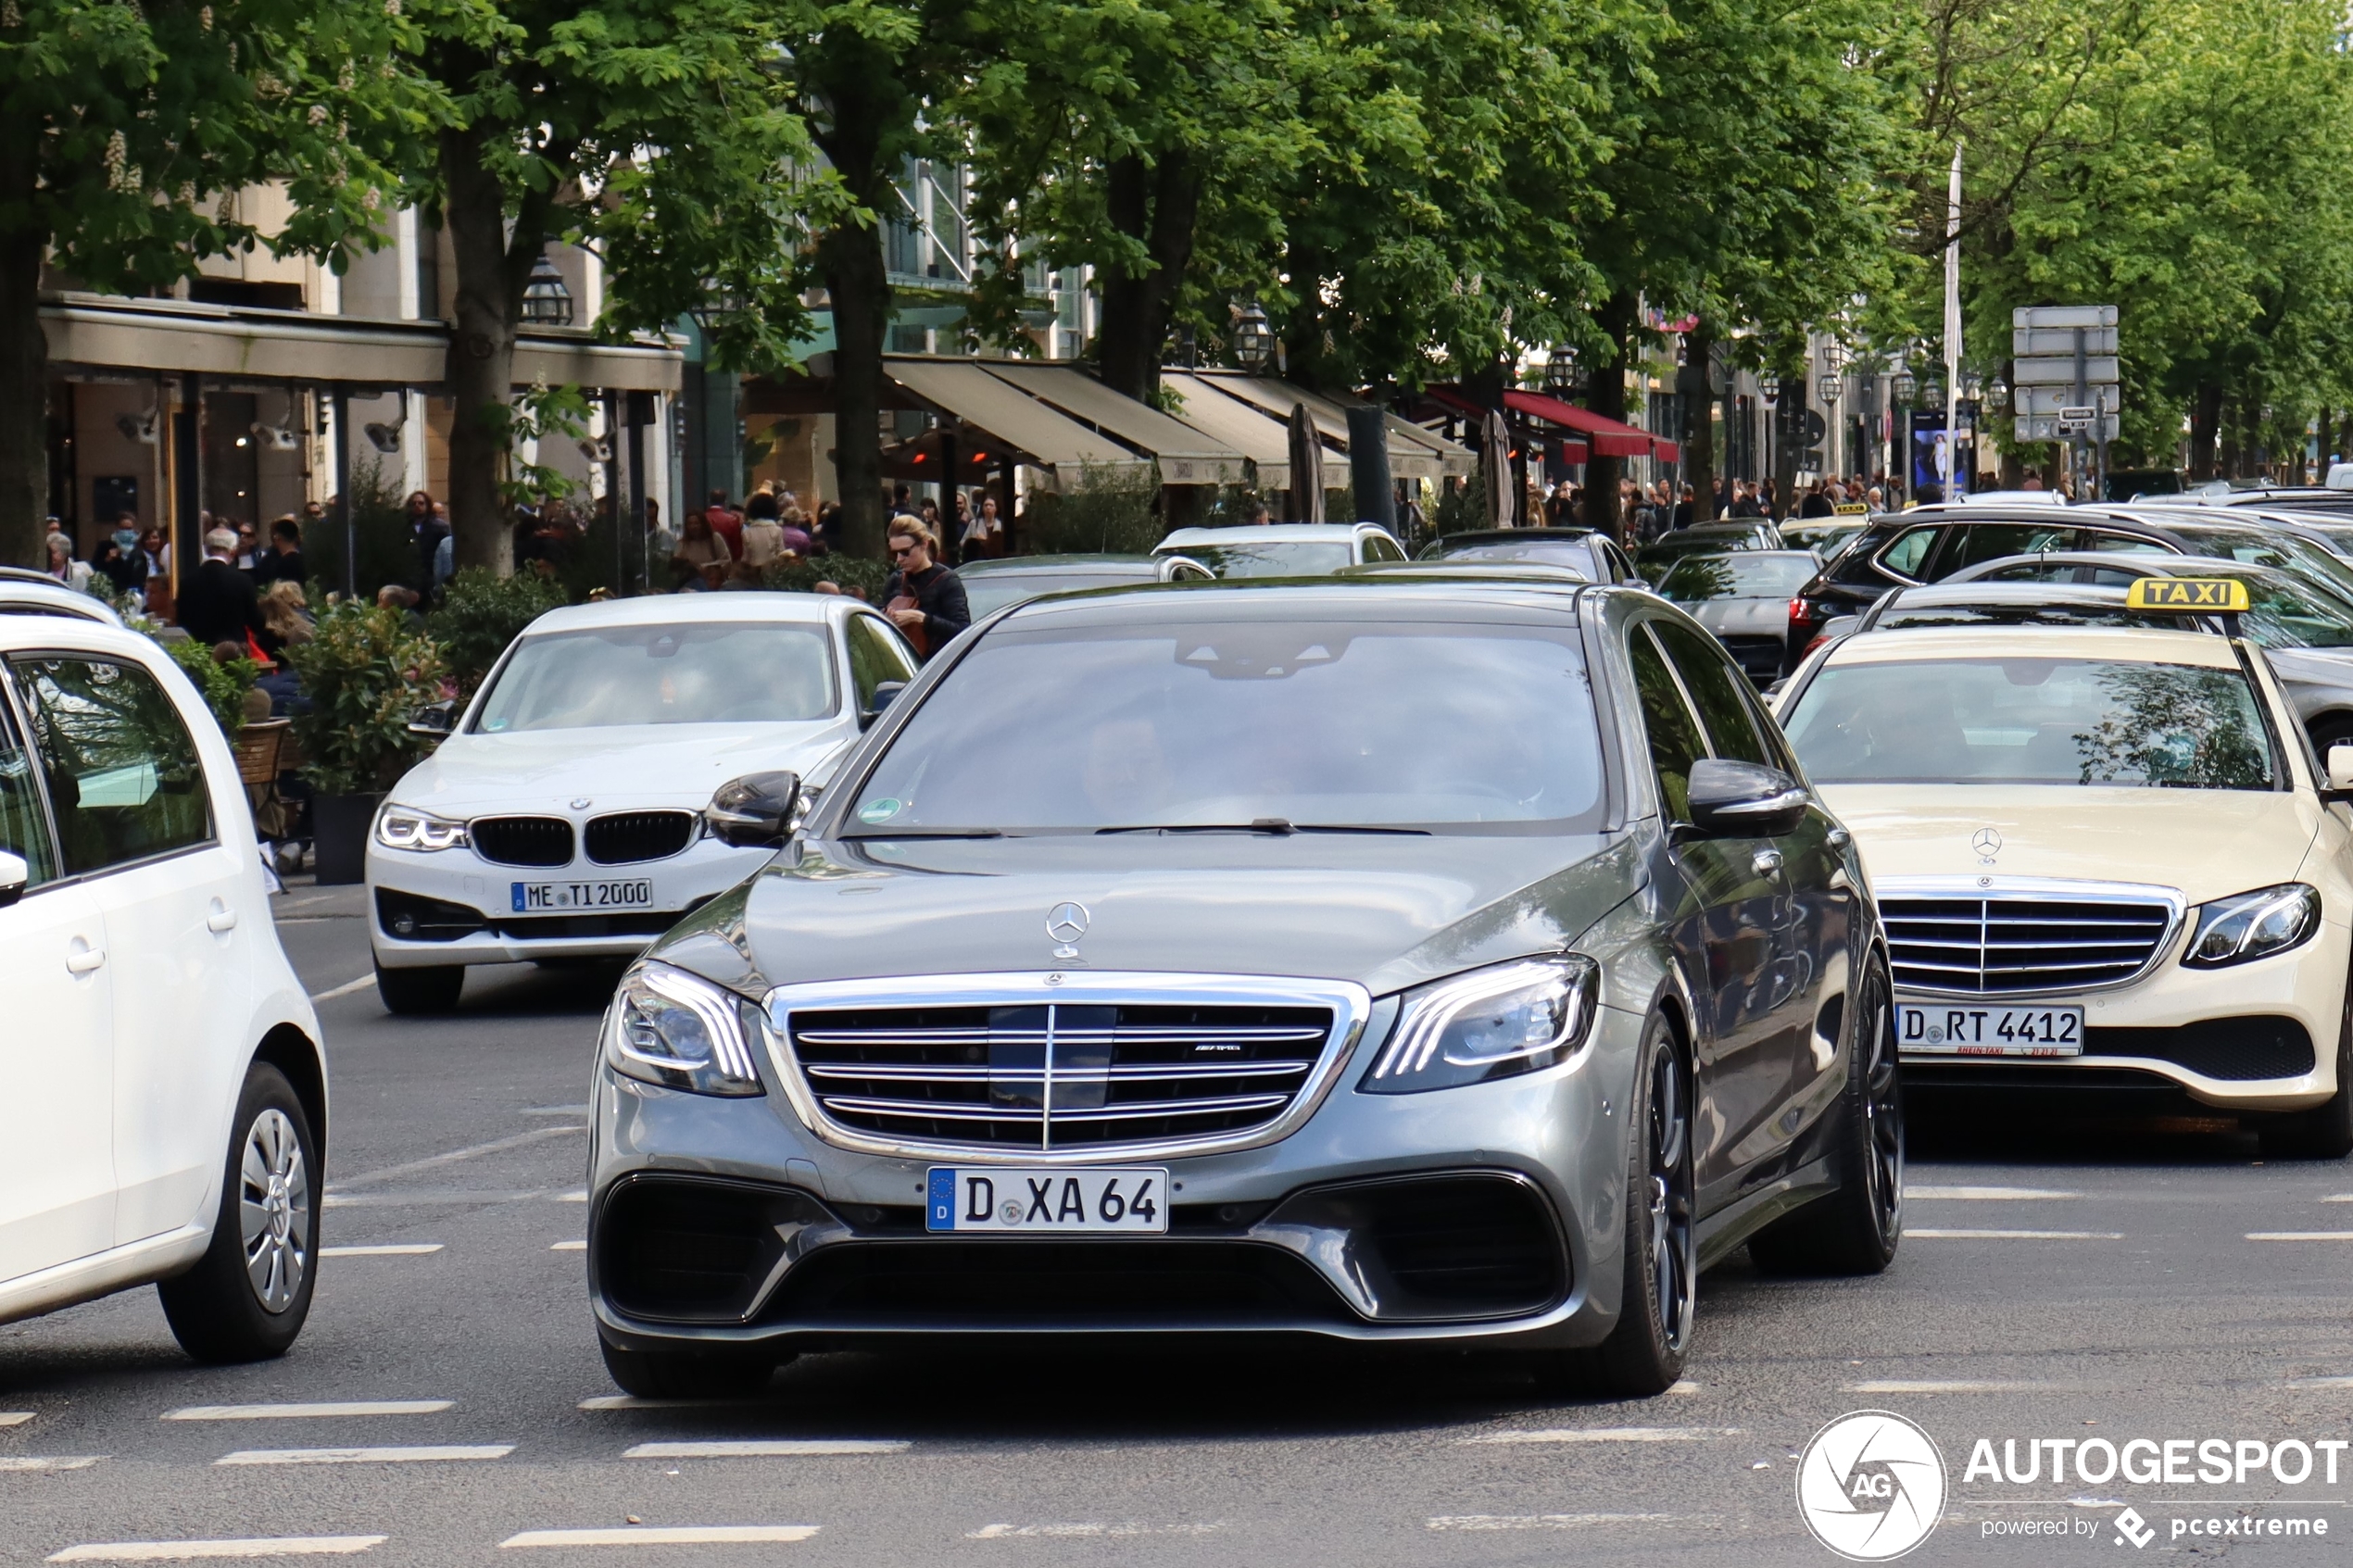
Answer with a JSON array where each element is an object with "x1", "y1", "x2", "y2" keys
[
  {"x1": 1818, "y1": 784, "x2": 2322, "y2": 905},
  {"x1": 2259, "y1": 646, "x2": 2353, "y2": 694},
  {"x1": 389, "y1": 721, "x2": 854, "y2": 815},
  {"x1": 649, "y1": 831, "x2": 1642, "y2": 1001},
  {"x1": 1685, "y1": 599, "x2": 1789, "y2": 634}
]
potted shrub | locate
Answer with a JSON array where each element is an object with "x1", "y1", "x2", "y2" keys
[{"x1": 286, "y1": 598, "x2": 449, "y2": 884}]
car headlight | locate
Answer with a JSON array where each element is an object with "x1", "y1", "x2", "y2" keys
[
  {"x1": 373, "y1": 805, "x2": 470, "y2": 852},
  {"x1": 1361, "y1": 955, "x2": 1601, "y2": 1094},
  {"x1": 2182, "y1": 883, "x2": 2322, "y2": 969},
  {"x1": 601, "y1": 962, "x2": 765, "y2": 1097}
]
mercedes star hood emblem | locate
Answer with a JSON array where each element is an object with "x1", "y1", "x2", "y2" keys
[{"x1": 1047, "y1": 901, "x2": 1090, "y2": 959}]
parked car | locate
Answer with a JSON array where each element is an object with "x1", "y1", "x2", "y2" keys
[
  {"x1": 1416, "y1": 527, "x2": 1643, "y2": 584},
  {"x1": 0, "y1": 567, "x2": 124, "y2": 626},
  {"x1": 585, "y1": 575, "x2": 1901, "y2": 1403},
  {"x1": 1633, "y1": 521, "x2": 1784, "y2": 583},
  {"x1": 1779, "y1": 519, "x2": 1869, "y2": 561},
  {"x1": 1153, "y1": 522, "x2": 1407, "y2": 577},
  {"x1": 366, "y1": 594, "x2": 919, "y2": 1012},
  {"x1": 0, "y1": 612, "x2": 327, "y2": 1361},
  {"x1": 1653, "y1": 550, "x2": 1829, "y2": 686},
  {"x1": 957, "y1": 554, "x2": 1214, "y2": 621}
]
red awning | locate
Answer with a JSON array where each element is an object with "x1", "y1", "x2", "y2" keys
[
  {"x1": 1501, "y1": 389, "x2": 1658, "y2": 458},
  {"x1": 1651, "y1": 439, "x2": 1681, "y2": 464}
]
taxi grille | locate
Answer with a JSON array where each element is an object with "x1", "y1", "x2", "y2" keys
[
  {"x1": 585, "y1": 810, "x2": 697, "y2": 864},
  {"x1": 786, "y1": 1002, "x2": 1335, "y2": 1153},
  {"x1": 470, "y1": 815, "x2": 574, "y2": 868},
  {"x1": 1882, "y1": 895, "x2": 2174, "y2": 994}
]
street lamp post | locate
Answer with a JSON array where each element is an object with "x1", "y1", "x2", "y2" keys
[{"x1": 1231, "y1": 301, "x2": 1274, "y2": 375}]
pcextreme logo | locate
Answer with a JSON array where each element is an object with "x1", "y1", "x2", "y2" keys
[{"x1": 1796, "y1": 1411, "x2": 1948, "y2": 1561}]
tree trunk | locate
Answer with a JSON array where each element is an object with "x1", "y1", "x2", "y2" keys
[
  {"x1": 1678, "y1": 319, "x2": 1716, "y2": 521},
  {"x1": 1580, "y1": 292, "x2": 1637, "y2": 544},
  {"x1": 441, "y1": 120, "x2": 531, "y2": 577},
  {"x1": 0, "y1": 199, "x2": 47, "y2": 570},
  {"x1": 2188, "y1": 381, "x2": 2221, "y2": 480},
  {"x1": 1095, "y1": 152, "x2": 1201, "y2": 404},
  {"x1": 809, "y1": 62, "x2": 894, "y2": 563},
  {"x1": 1769, "y1": 340, "x2": 1805, "y2": 521}
]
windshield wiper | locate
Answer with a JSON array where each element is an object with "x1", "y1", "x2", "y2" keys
[
  {"x1": 1096, "y1": 819, "x2": 1430, "y2": 836},
  {"x1": 838, "y1": 827, "x2": 1006, "y2": 839}
]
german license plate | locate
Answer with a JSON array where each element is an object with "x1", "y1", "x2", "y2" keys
[
  {"x1": 510, "y1": 879, "x2": 653, "y2": 912},
  {"x1": 925, "y1": 1167, "x2": 1169, "y2": 1234},
  {"x1": 1897, "y1": 998, "x2": 2083, "y2": 1057}
]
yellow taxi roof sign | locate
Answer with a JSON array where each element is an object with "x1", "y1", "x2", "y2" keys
[{"x1": 2125, "y1": 576, "x2": 2250, "y2": 613}]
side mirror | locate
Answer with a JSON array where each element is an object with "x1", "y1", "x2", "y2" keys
[
  {"x1": 705, "y1": 771, "x2": 802, "y2": 848},
  {"x1": 1684, "y1": 759, "x2": 1809, "y2": 838},
  {"x1": 2327, "y1": 742, "x2": 2353, "y2": 797},
  {"x1": 0, "y1": 847, "x2": 25, "y2": 909},
  {"x1": 859, "y1": 680, "x2": 907, "y2": 731},
  {"x1": 407, "y1": 700, "x2": 457, "y2": 737}
]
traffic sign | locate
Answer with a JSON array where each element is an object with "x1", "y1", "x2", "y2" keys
[
  {"x1": 2012, "y1": 305, "x2": 2117, "y2": 331},
  {"x1": 2013, "y1": 384, "x2": 2120, "y2": 417},
  {"x1": 2014, "y1": 326, "x2": 2118, "y2": 357},
  {"x1": 2011, "y1": 356, "x2": 2120, "y2": 386},
  {"x1": 2016, "y1": 414, "x2": 2118, "y2": 443}
]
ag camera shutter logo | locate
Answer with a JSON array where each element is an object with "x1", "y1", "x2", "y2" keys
[{"x1": 1796, "y1": 1411, "x2": 1947, "y2": 1561}]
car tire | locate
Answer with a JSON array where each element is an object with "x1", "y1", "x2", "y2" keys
[
  {"x1": 157, "y1": 1063, "x2": 320, "y2": 1364},
  {"x1": 2259, "y1": 985, "x2": 2353, "y2": 1160},
  {"x1": 598, "y1": 1336, "x2": 782, "y2": 1400},
  {"x1": 2309, "y1": 715, "x2": 2353, "y2": 769},
  {"x1": 1748, "y1": 955, "x2": 1905, "y2": 1275},
  {"x1": 1579, "y1": 1012, "x2": 1697, "y2": 1398},
  {"x1": 375, "y1": 958, "x2": 463, "y2": 1015}
]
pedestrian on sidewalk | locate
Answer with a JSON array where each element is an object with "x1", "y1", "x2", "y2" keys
[{"x1": 882, "y1": 520, "x2": 970, "y2": 660}]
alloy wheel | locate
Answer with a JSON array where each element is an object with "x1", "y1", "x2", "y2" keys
[
  {"x1": 238, "y1": 1108, "x2": 310, "y2": 1314},
  {"x1": 1860, "y1": 977, "x2": 1904, "y2": 1240},
  {"x1": 1647, "y1": 1046, "x2": 1696, "y2": 1351}
]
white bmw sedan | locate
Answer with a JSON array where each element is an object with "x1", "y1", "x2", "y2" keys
[{"x1": 367, "y1": 593, "x2": 919, "y2": 1012}]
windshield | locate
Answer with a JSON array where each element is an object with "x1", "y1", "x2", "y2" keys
[
  {"x1": 2164, "y1": 526, "x2": 2353, "y2": 603},
  {"x1": 1427, "y1": 537, "x2": 1592, "y2": 566},
  {"x1": 1175, "y1": 541, "x2": 1353, "y2": 578},
  {"x1": 962, "y1": 570, "x2": 1146, "y2": 620},
  {"x1": 847, "y1": 619, "x2": 1606, "y2": 833},
  {"x1": 1782, "y1": 657, "x2": 2276, "y2": 790},
  {"x1": 1657, "y1": 555, "x2": 1819, "y2": 602},
  {"x1": 473, "y1": 623, "x2": 837, "y2": 733}
]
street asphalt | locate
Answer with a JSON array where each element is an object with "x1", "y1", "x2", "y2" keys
[{"x1": 3, "y1": 878, "x2": 2351, "y2": 1565}]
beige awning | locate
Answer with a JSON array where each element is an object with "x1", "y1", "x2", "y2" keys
[
  {"x1": 1189, "y1": 371, "x2": 1473, "y2": 482},
  {"x1": 1158, "y1": 373, "x2": 1293, "y2": 490},
  {"x1": 42, "y1": 294, "x2": 682, "y2": 393},
  {"x1": 982, "y1": 363, "x2": 1246, "y2": 485},
  {"x1": 887, "y1": 357, "x2": 1151, "y2": 486}
]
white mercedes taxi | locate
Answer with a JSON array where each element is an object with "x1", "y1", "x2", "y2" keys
[
  {"x1": 1774, "y1": 576, "x2": 2353, "y2": 1156},
  {"x1": 367, "y1": 593, "x2": 919, "y2": 1012}
]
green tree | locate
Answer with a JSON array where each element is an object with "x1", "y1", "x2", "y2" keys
[{"x1": 0, "y1": 0, "x2": 407, "y2": 567}]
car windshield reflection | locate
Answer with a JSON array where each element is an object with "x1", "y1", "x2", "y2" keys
[{"x1": 473, "y1": 624, "x2": 837, "y2": 732}]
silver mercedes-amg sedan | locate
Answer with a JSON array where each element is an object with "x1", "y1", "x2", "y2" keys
[{"x1": 585, "y1": 576, "x2": 1902, "y2": 1400}]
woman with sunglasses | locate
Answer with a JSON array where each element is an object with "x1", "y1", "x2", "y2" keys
[{"x1": 882, "y1": 520, "x2": 970, "y2": 659}]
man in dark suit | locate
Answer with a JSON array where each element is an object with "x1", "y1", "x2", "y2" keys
[
  {"x1": 255, "y1": 517, "x2": 307, "y2": 584},
  {"x1": 176, "y1": 526, "x2": 269, "y2": 648}
]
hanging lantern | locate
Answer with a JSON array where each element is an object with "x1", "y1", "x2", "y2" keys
[
  {"x1": 1818, "y1": 374, "x2": 1843, "y2": 406},
  {"x1": 520, "y1": 251, "x2": 574, "y2": 328},
  {"x1": 1891, "y1": 369, "x2": 1918, "y2": 404},
  {"x1": 1231, "y1": 300, "x2": 1274, "y2": 374}
]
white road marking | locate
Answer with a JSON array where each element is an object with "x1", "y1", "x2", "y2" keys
[
  {"x1": 2319, "y1": 1195, "x2": 2353, "y2": 1202},
  {"x1": 1667, "y1": 1379, "x2": 1700, "y2": 1394},
  {"x1": 215, "y1": 1445, "x2": 513, "y2": 1465},
  {"x1": 1907, "y1": 1185, "x2": 2082, "y2": 1200},
  {"x1": 305, "y1": 976, "x2": 376, "y2": 1004},
  {"x1": 549, "y1": 1240, "x2": 586, "y2": 1252},
  {"x1": 1907, "y1": 1229, "x2": 2121, "y2": 1240},
  {"x1": 966, "y1": 1524, "x2": 1225, "y2": 1538},
  {"x1": 0, "y1": 1456, "x2": 102, "y2": 1471},
  {"x1": 330, "y1": 1128, "x2": 583, "y2": 1190},
  {"x1": 1428, "y1": 1514, "x2": 1705, "y2": 1530},
  {"x1": 280, "y1": 893, "x2": 344, "y2": 910},
  {"x1": 579, "y1": 1395, "x2": 761, "y2": 1411},
  {"x1": 48, "y1": 1539, "x2": 385, "y2": 1562},
  {"x1": 556, "y1": 1190, "x2": 588, "y2": 1203},
  {"x1": 321, "y1": 1190, "x2": 546, "y2": 1208},
  {"x1": 623, "y1": 1439, "x2": 910, "y2": 1459},
  {"x1": 498, "y1": 1526, "x2": 818, "y2": 1549},
  {"x1": 0, "y1": 1411, "x2": 33, "y2": 1426},
  {"x1": 1846, "y1": 1380, "x2": 2049, "y2": 1394},
  {"x1": 163, "y1": 1401, "x2": 451, "y2": 1421},
  {"x1": 1460, "y1": 1426, "x2": 1742, "y2": 1445},
  {"x1": 523, "y1": 1106, "x2": 589, "y2": 1117},
  {"x1": 320, "y1": 1245, "x2": 444, "y2": 1258},
  {"x1": 2285, "y1": 1376, "x2": 2353, "y2": 1388},
  {"x1": 2250, "y1": 1231, "x2": 2353, "y2": 1241}
]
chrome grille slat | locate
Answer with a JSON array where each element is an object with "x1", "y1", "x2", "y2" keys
[
  {"x1": 1884, "y1": 892, "x2": 2173, "y2": 995},
  {"x1": 786, "y1": 998, "x2": 1336, "y2": 1153}
]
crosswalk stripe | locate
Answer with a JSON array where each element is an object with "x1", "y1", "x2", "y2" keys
[
  {"x1": 163, "y1": 1402, "x2": 451, "y2": 1422},
  {"x1": 2250, "y1": 1231, "x2": 2353, "y2": 1241},
  {"x1": 215, "y1": 1446, "x2": 513, "y2": 1466},
  {"x1": 498, "y1": 1526, "x2": 818, "y2": 1549},
  {"x1": 623, "y1": 1440, "x2": 908, "y2": 1459},
  {"x1": 0, "y1": 1457, "x2": 103, "y2": 1471},
  {"x1": 320, "y1": 1245, "x2": 444, "y2": 1258},
  {"x1": 47, "y1": 1537, "x2": 386, "y2": 1562}
]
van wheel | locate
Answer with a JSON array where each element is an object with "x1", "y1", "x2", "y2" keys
[
  {"x1": 375, "y1": 959, "x2": 463, "y2": 1014},
  {"x1": 158, "y1": 1063, "x2": 319, "y2": 1363},
  {"x1": 1750, "y1": 956, "x2": 1905, "y2": 1274},
  {"x1": 599, "y1": 1336, "x2": 782, "y2": 1400}
]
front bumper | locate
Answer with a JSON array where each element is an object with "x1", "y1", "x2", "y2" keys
[
  {"x1": 587, "y1": 996, "x2": 1649, "y2": 1352},
  {"x1": 367, "y1": 837, "x2": 771, "y2": 968}
]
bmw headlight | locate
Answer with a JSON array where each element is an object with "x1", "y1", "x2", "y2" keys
[
  {"x1": 601, "y1": 962, "x2": 765, "y2": 1097},
  {"x1": 373, "y1": 804, "x2": 470, "y2": 852},
  {"x1": 2183, "y1": 883, "x2": 2322, "y2": 969},
  {"x1": 1362, "y1": 955, "x2": 1601, "y2": 1094}
]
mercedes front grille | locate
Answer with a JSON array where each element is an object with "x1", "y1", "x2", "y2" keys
[{"x1": 1881, "y1": 885, "x2": 2177, "y2": 994}]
